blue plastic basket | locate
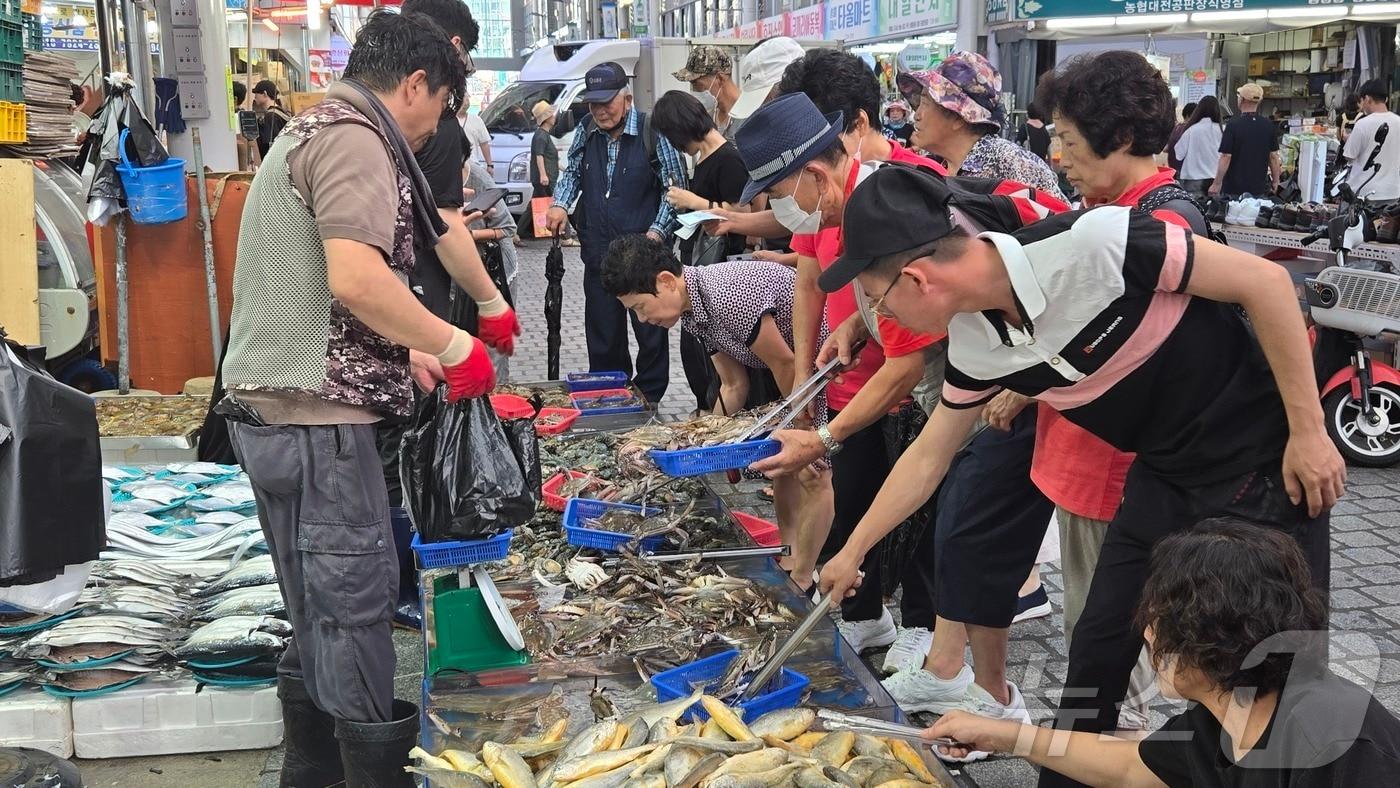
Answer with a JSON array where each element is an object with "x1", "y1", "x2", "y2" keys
[
  {"x1": 561, "y1": 498, "x2": 665, "y2": 552},
  {"x1": 649, "y1": 439, "x2": 781, "y2": 477},
  {"x1": 115, "y1": 128, "x2": 188, "y2": 225},
  {"x1": 651, "y1": 649, "x2": 809, "y2": 723},
  {"x1": 565, "y1": 371, "x2": 630, "y2": 392},
  {"x1": 411, "y1": 530, "x2": 513, "y2": 569},
  {"x1": 571, "y1": 389, "x2": 646, "y2": 417}
]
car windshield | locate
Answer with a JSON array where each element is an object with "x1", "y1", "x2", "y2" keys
[{"x1": 481, "y1": 82, "x2": 566, "y2": 134}]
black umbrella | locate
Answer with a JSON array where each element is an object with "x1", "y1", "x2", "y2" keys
[{"x1": 544, "y1": 237, "x2": 565, "y2": 379}]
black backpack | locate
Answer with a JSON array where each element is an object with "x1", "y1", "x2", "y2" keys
[
  {"x1": 579, "y1": 111, "x2": 661, "y2": 177},
  {"x1": 1138, "y1": 183, "x2": 1229, "y2": 245}
]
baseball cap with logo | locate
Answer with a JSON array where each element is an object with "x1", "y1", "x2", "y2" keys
[
  {"x1": 580, "y1": 62, "x2": 630, "y2": 104},
  {"x1": 730, "y1": 37, "x2": 806, "y2": 120},
  {"x1": 1237, "y1": 83, "x2": 1264, "y2": 103},
  {"x1": 674, "y1": 45, "x2": 733, "y2": 82}
]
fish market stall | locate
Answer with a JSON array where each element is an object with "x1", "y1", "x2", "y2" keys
[
  {"x1": 408, "y1": 409, "x2": 976, "y2": 788},
  {"x1": 95, "y1": 395, "x2": 208, "y2": 465}
]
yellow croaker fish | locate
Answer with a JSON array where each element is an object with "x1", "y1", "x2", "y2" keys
[
  {"x1": 791, "y1": 732, "x2": 826, "y2": 751},
  {"x1": 554, "y1": 743, "x2": 659, "y2": 782},
  {"x1": 701, "y1": 719, "x2": 729, "y2": 740},
  {"x1": 628, "y1": 742, "x2": 674, "y2": 778},
  {"x1": 853, "y1": 735, "x2": 892, "y2": 760},
  {"x1": 561, "y1": 763, "x2": 633, "y2": 788},
  {"x1": 705, "y1": 763, "x2": 804, "y2": 788},
  {"x1": 674, "y1": 752, "x2": 728, "y2": 788},
  {"x1": 483, "y1": 742, "x2": 539, "y2": 788},
  {"x1": 665, "y1": 737, "x2": 764, "y2": 755},
  {"x1": 702, "y1": 748, "x2": 789, "y2": 783},
  {"x1": 748, "y1": 708, "x2": 816, "y2": 741},
  {"x1": 559, "y1": 720, "x2": 621, "y2": 762},
  {"x1": 540, "y1": 718, "x2": 570, "y2": 743},
  {"x1": 408, "y1": 746, "x2": 455, "y2": 771},
  {"x1": 810, "y1": 732, "x2": 855, "y2": 768},
  {"x1": 842, "y1": 756, "x2": 902, "y2": 785},
  {"x1": 867, "y1": 764, "x2": 911, "y2": 786},
  {"x1": 699, "y1": 696, "x2": 756, "y2": 742},
  {"x1": 631, "y1": 688, "x2": 705, "y2": 727},
  {"x1": 887, "y1": 739, "x2": 936, "y2": 784},
  {"x1": 796, "y1": 766, "x2": 845, "y2": 788},
  {"x1": 664, "y1": 745, "x2": 704, "y2": 786},
  {"x1": 870, "y1": 780, "x2": 928, "y2": 788}
]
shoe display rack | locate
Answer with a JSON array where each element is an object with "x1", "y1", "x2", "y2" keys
[{"x1": 1222, "y1": 225, "x2": 1400, "y2": 269}]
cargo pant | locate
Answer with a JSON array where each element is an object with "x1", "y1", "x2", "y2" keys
[{"x1": 228, "y1": 421, "x2": 397, "y2": 724}]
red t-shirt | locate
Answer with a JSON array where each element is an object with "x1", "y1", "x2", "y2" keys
[
  {"x1": 790, "y1": 155, "x2": 939, "y2": 411},
  {"x1": 1030, "y1": 167, "x2": 1189, "y2": 521}
]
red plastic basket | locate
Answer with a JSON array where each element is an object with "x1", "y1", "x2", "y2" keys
[
  {"x1": 540, "y1": 470, "x2": 600, "y2": 512},
  {"x1": 731, "y1": 511, "x2": 781, "y2": 547},
  {"x1": 534, "y1": 407, "x2": 582, "y2": 436},
  {"x1": 489, "y1": 393, "x2": 536, "y2": 420}
]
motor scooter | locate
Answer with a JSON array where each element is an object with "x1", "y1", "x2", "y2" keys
[{"x1": 1302, "y1": 123, "x2": 1400, "y2": 465}]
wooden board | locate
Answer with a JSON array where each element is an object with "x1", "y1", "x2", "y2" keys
[
  {"x1": 92, "y1": 174, "x2": 252, "y2": 393},
  {"x1": 0, "y1": 159, "x2": 39, "y2": 345}
]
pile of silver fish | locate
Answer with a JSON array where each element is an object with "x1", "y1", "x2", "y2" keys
[{"x1": 410, "y1": 696, "x2": 950, "y2": 788}]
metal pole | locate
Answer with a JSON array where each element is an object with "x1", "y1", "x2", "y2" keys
[
  {"x1": 115, "y1": 214, "x2": 131, "y2": 394},
  {"x1": 191, "y1": 128, "x2": 222, "y2": 367}
]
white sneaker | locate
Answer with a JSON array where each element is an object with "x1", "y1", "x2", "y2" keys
[
  {"x1": 837, "y1": 607, "x2": 897, "y2": 653},
  {"x1": 1225, "y1": 199, "x2": 1244, "y2": 225},
  {"x1": 881, "y1": 664, "x2": 973, "y2": 714},
  {"x1": 880, "y1": 626, "x2": 933, "y2": 675},
  {"x1": 934, "y1": 680, "x2": 1033, "y2": 764}
]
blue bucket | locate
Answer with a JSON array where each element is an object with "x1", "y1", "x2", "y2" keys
[{"x1": 115, "y1": 128, "x2": 187, "y2": 225}]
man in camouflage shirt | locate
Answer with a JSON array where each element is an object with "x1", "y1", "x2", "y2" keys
[{"x1": 219, "y1": 12, "x2": 493, "y2": 786}]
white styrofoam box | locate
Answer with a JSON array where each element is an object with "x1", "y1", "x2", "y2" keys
[
  {"x1": 0, "y1": 687, "x2": 74, "y2": 758},
  {"x1": 72, "y1": 678, "x2": 282, "y2": 759}
]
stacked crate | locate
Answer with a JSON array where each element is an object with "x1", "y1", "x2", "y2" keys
[
  {"x1": 0, "y1": 0, "x2": 23, "y2": 143},
  {"x1": 21, "y1": 13, "x2": 39, "y2": 51}
]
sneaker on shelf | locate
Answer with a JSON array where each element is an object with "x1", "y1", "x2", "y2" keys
[
  {"x1": 837, "y1": 607, "x2": 898, "y2": 653},
  {"x1": 1225, "y1": 199, "x2": 1244, "y2": 225},
  {"x1": 1238, "y1": 198, "x2": 1261, "y2": 227},
  {"x1": 1011, "y1": 585, "x2": 1053, "y2": 624},
  {"x1": 934, "y1": 681, "x2": 1033, "y2": 764},
  {"x1": 1205, "y1": 197, "x2": 1226, "y2": 223},
  {"x1": 1255, "y1": 202, "x2": 1275, "y2": 228},
  {"x1": 1295, "y1": 203, "x2": 1319, "y2": 232},
  {"x1": 880, "y1": 627, "x2": 934, "y2": 675},
  {"x1": 881, "y1": 664, "x2": 973, "y2": 714},
  {"x1": 1277, "y1": 203, "x2": 1300, "y2": 231}
]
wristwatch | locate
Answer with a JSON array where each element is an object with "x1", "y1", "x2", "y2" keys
[{"x1": 817, "y1": 425, "x2": 843, "y2": 456}]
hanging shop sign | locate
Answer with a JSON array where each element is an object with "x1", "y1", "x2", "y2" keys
[
  {"x1": 825, "y1": 0, "x2": 878, "y2": 42},
  {"x1": 756, "y1": 12, "x2": 789, "y2": 38},
  {"x1": 879, "y1": 0, "x2": 957, "y2": 37},
  {"x1": 898, "y1": 43, "x2": 933, "y2": 71},
  {"x1": 788, "y1": 4, "x2": 824, "y2": 38},
  {"x1": 632, "y1": 0, "x2": 650, "y2": 37},
  {"x1": 601, "y1": 1, "x2": 619, "y2": 38},
  {"x1": 1014, "y1": 0, "x2": 1349, "y2": 19},
  {"x1": 329, "y1": 33, "x2": 350, "y2": 70},
  {"x1": 986, "y1": 0, "x2": 1011, "y2": 23}
]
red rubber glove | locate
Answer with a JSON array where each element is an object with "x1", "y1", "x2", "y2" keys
[
  {"x1": 477, "y1": 306, "x2": 521, "y2": 356},
  {"x1": 438, "y1": 330, "x2": 496, "y2": 402}
]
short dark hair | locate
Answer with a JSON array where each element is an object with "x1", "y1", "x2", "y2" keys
[
  {"x1": 343, "y1": 10, "x2": 465, "y2": 109},
  {"x1": 601, "y1": 234, "x2": 681, "y2": 297},
  {"x1": 1035, "y1": 50, "x2": 1175, "y2": 159},
  {"x1": 401, "y1": 0, "x2": 480, "y2": 51},
  {"x1": 1136, "y1": 518, "x2": 1327, "y2": 697},
  {"x1": 653, "y1": 90, "x2": 715, "y2": 149},
  {"x1": 232, "y1": 81, "x2": 247, "y2": 105},
  {"x1": 1181, "y1": 101, "x2": 1197, "y2": 121},
  {"x1": 777, "y1": 48, "x2": 880, "y2": 135},
  {"x1": 1360, "y1": 79, "x2": 1389, "y2": 103},
  {"x1": 252, "y1": 79, "x2": 279, "y2": 99}
]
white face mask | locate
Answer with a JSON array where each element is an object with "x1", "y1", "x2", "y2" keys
[
  {"x1": 771, "y1": 169, "x2": 822, "y2": 235},
  {"x1": 692, "y1": 77, "x2": 719, "y2": 116}
]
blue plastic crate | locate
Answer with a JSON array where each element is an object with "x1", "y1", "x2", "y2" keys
[
  {"x1": 565, "y1": 371, "x2": 630, "y2": 392},
  {"x1": 649, "y1": 439, "x2": 781, "y2": 477},
  {"x1": 651, "y1": 648, "x2": 809, "y2": 723},
  {"x1": 411, "y1": 530, "x2": 512, "y2": 569},
  {"x1": 561, "y1": 498, "x2": 665, "y2": 552}
]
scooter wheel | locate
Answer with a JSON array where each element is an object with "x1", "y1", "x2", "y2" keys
[{"x1": 1323, "y1": 384, "x2": 1400, "y2": 467}]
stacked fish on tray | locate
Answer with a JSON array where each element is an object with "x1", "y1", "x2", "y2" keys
[
  {"x1": 0, "y1": 464, "x2": 289, "y2": 695},
  {"x1": 410, "y1": 695, "x2": 950, "y2": 788}
]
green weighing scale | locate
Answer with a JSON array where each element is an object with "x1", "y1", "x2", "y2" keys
[{"x1": 425, "y1": 565, "x2": 529, "y2": 675}]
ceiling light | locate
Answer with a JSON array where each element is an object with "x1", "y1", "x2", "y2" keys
[
  {"x1": 1115, "y1": 13, "x2": 1188, "y2": 26},
  {"x1": 262, "y1": 17, "x2": 278, "y2": 32},
  {"x1": 1044, "y1": 16, "x2": 1117, "y2": 29},
  {"x1": 1191, "y1": 9, "x2": 1269, "y2": 22}
]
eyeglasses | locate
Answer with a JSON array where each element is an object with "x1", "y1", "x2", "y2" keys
[{"x1": 868, "y1": 274, "x2": 902, "y2": 318}]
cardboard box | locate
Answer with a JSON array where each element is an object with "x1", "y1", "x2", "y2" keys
[{"x1": 286, "y1": 91, "x2": 326, "y2": 115}]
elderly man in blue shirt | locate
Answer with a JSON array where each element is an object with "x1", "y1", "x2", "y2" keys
[{"x1": 546, "y1": 62, "x2": 688, "y2": 404}]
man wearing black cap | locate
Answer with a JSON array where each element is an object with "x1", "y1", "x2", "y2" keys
[
  {"x1": 545, "y1": 62, "x2": 688, "y2": 404},
  {"x1": 815, "y1": 164, "x2": 1344, "y2": 782},
  {"x1": 251, "y1": 79, "x2": 291, "y2": 160}
]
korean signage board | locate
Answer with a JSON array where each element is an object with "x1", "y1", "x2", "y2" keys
[
  {"x1": 757, "y1": 13, "x2": 789, "y2": 38},
  {"x1": 1014, "y1": 0, "x2": 1352, "y2": 18},
  {"x1": 879, "y1": 0, "x2": 956, "y2": 36},
  {"x1": 788, "y1": 4, "x2": 825, "y2": 38},
  {"x1": 826, "y1": 0, "x2": 879, "y2": 41}
]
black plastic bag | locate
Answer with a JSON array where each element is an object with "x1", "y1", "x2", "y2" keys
[
  {"x1": 0, "y1": 332, "x2": 106, "y2": 585},
  {"x1": 400, "y1": 387, "x2": 536, "y2": 543},
  {"x1": 501, "y1": 417, "x2": 542, "y2": 499}
]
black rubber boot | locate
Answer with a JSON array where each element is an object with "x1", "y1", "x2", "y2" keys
[
  {"x1": 335, "y1": 699, "x2": 419, "y2": 788},
  {"x1": 278, "y1": 675, "x2": 346, "y2": 788}
]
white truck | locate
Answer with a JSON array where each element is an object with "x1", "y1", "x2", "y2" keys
[{"x1": 481, "y1": 37, "x2": 835, "y2": 219}]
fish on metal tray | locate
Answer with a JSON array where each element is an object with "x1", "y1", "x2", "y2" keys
[
  {"x1": 173, "y1": 615, "x2": 289, "y2": 660},
  {"x1": 11, "y1": 615, "x2": 176, "y2": 659}
]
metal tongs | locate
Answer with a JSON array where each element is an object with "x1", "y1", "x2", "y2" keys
[
  {"x1": 814, "y1": 709, "x2": 971, "y2": 749},
  {"x1": 739, "y1": 593, "x2": 834, "y2": 700},
  {"x1": 735, "y1": 339, "x2": 869, "y2": 442}
]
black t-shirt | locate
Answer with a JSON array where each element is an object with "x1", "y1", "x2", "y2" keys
[
  {"x1": 411, "y1": 112, "x2": 469, "y2": 322},
  {"x1": 257, "y1": 108, "x2": 289, "y2": 159},
  {"x1": 1138, "y1": 672, "x2": 1400, "y2": 788},
  {"x1": 1219, "y1": 112, "x2": 1280, "y2": 196},
  {"x1": 883, "y1": 123, "x2": 914, "y2": 147},
  {"x1": 1016, "y1": 122, "x2": 1051, "y2": 161},
  {"x1": 681, "y1": 141, "x2": 748, "y2": 263}
]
